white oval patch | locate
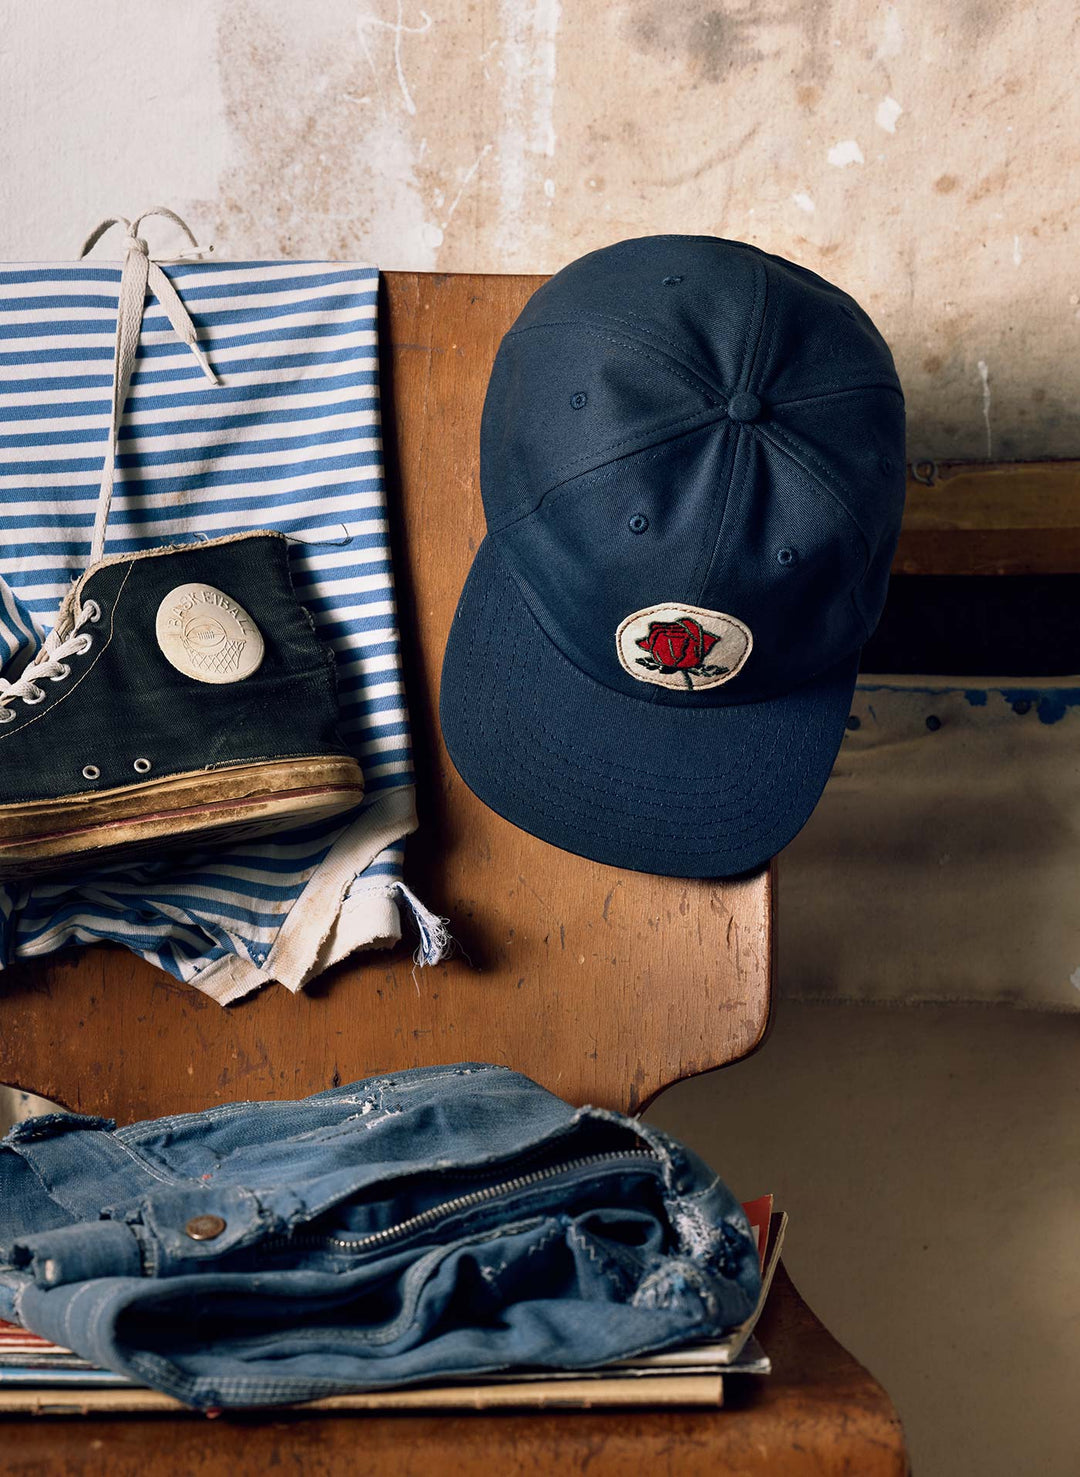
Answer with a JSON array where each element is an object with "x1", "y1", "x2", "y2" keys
[
  {"x1": 616, "y1": 603, "x2": 752, "y2": 692},
  {"x1": 155, "y1": 583, "x2": 265, "y2": 685}
]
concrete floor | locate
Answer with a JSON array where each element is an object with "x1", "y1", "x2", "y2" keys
[{"x1": 648, "y1": 1000, "x2": 1080, "y2": 1477}]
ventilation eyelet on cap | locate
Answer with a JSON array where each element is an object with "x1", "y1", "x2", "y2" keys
[
  {"x1": 570, "y1": 391, "x2": 588, "y2": 409},
  {"x1": 628, "y1": 514, "x2": 649, "y2": 534},
  {"x1": 777, "y1": 547, "x2": 798, "y2": 567}
]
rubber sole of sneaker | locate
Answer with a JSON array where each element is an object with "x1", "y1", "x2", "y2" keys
[{"x1": 0, "y1": 755, "x2": 366, "y2": 877}]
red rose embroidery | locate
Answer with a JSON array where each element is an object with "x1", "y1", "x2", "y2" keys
[{"x1": 635, "y1": 618, "x2": 731, "y2": 686}]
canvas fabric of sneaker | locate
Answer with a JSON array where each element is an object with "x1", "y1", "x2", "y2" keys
[
  {"x1": 0, "y1": 210, "x2": 446, "y2": 1002},
  {"x1": 0, "y1": 529, "x2": 367, "y2": 872}
]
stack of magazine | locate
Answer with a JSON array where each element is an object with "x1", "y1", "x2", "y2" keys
[{"x1": 0, "y1": 1201, "x2": 785, "y2": 1415}]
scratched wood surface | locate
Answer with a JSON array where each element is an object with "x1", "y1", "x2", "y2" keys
[
  {"x1": 0, "y1": 272, "x2": 773, "y2": 1123},
  {"x1": 898, "y1": 458, "x2": 1080, "y2": 574},
  {"x1": 0, "y1": 1265, "x2": 909, "y2": 1477}
]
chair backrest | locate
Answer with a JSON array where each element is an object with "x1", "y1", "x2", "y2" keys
[{"x1": 0, "y1": 273, "x2": 773, "y2": 1122}]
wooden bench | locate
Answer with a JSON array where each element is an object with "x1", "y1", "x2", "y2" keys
[{"x1": 0, "y1": 272, "x2": 909, "y2": 1475}]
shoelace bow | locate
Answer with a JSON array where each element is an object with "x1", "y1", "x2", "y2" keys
[{"x1": 0, "y1": 208, "x2": 220, "y2": 719}]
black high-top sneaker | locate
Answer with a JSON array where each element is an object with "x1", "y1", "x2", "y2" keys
[{"x1": 0, "y1": 531, "x2": 364, "y2": 876}]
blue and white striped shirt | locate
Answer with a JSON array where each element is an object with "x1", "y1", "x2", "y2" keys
[{"x1": 0, "y1": 258, "x2": 432, "y2": 1004}]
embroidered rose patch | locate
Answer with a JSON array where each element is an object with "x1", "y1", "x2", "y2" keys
[
  {"x1": 616, "y1": 603, "x2": 752, "y2": 691},
  {"x1": 637, "y1": 618, "x2": 719, "y2": 673}
]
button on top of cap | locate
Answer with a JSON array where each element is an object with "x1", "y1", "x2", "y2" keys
[
  {"x1": 185, "y1": 1213, "x2": 227, "y2": 1241},
  {"x1": 727, "y1": 391, "x2": 762, "y2": 423}
]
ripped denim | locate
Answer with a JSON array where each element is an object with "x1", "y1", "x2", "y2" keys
[{"x1": 0, "y1": 1063, "x2": 760, "y2": 1408}]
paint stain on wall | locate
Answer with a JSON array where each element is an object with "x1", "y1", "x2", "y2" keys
[
  {"x1": 625, "y1": 0, "x2": 834, "y2": 84},
  {"x1": 876, "y1": 95, "x2": 902, "y2": 133},
  {"x1": 626, "y1": 2, "x2": 767, "y2": 79},
  {"x1": 494, "y1": 0, "x2": 562, "y2": 258},
  {"x1": 207, "y1": 0, "x2": 1080, "y2": 460},
  {"x1": 828, "y1": 138, "x2": 865, "y2": 167},
  {"x1": 215, "y1": 0, "x2": 446, "y2": 265}
]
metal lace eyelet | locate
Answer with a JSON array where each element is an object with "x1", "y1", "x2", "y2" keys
[
  {"x1": 133, "y1": 757, "x2": 151, "y2": 774},
  {"x1": 75, "y1": 634, "x2": 93, "y2": 656},
  {"x1": 82, "y1": 600, "x2": 101, "y2": 624},
  {"x1": 81, "y1": 764, "x2": 101, "y2": 781},
  {"x1": 0, "y1": 708, "x2": 14, "y2": 725},
  {"x1": 48, "y1": 663, "x2": 71, "y2": 682},
  {"x1": 21, "y1": 685, "x2": 45, "y2": 706}
]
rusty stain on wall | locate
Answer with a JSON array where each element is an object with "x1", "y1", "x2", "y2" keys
[
  {"x1": 0, "y1": 0, "x2": 1078, "y2": 460},
  {"x1": 209, "y1": 0, "x2": 1079, "y2": 461}
]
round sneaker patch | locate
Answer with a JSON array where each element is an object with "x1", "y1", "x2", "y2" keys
[
  {"x1": 155, "y1": 584, "x2": 265, "y2": 684},
  {"x1": 616, "y1": 603, "x2": 752, "y2": 692}
]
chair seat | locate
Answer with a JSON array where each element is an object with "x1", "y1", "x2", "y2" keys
[
  {"x1": 0, "y1": 270, "x2": 906, "y2": 1474},
  {"x1": 0, "y1": 1265, "x2": 907, "y2": 1477}
]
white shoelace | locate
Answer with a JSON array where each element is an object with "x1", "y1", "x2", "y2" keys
[
  {"x1": 79, "y1": 207, "x2": 221, "y2": 566},
  {"x1": 0, "y1": 207, "x2": 221, "y2": 717},
  {"x1": 0, "y1": 600, "x2": 101, "y2": 724}
]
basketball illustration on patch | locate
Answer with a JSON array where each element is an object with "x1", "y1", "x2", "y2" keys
[
  {"x1": 155, "y1": 583, "x2": 265, "y2": 685},
  {"x1": 616, "y1": 603, "x2": 752, "y2": 692}
]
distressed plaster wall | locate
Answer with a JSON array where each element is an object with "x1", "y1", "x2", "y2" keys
[{"x1": 0, "y1": 0, "x2": 1077, "y2": 458}]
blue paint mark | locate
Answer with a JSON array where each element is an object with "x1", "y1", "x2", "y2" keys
[
  {"x1": 859, "y1": 680, "x2": 1080, "y2": 726},
  {"x1": 858, "y1": 683, "x2": 957, "y2": 695},
  {"x1": 1000, "y1": 687, "x2": 1080, "y2": 725}
]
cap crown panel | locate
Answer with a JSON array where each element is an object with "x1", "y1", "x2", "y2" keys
[{"x1": 481, "y1": 322, "x2": 718, "y2": 531}]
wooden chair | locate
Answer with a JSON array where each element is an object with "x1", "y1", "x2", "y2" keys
[{"x1": 0, "y1": 273, "x2": 909, "y2": 1475}]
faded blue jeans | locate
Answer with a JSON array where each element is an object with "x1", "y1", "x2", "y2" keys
[{"x1": 0, "y1": 1063, "x2": 760, "y2": 1408}]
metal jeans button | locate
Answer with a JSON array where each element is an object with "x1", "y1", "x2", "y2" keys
[{"x1": 185, "y1": 1213, "x2": 227, "y2": 1241}]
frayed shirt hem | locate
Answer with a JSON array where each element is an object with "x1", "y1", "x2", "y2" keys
[{"x1": 191, "y1": 786, "x2": 419, "y2": 1005}]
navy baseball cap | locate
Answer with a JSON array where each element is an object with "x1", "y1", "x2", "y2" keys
[{"x1": 440, "y1": 235, "x2": 906, "y2": 877}]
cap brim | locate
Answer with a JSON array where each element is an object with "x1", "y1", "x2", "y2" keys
[{"x1": 440, "y1": 538, "x2": 858, "y2": 878}]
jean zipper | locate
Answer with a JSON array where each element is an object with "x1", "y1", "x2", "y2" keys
[{"x1": 267, "y1": 1148, "x2": 660, "y2": 1255}]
